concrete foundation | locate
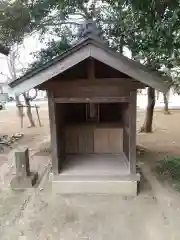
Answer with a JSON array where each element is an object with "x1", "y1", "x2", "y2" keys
[
  {"x1": 11, "y1": 172, "x2": 38, "y2": 190},
  {"x1": 52, "y1": 175, "x2": 140, "y2": 196}
]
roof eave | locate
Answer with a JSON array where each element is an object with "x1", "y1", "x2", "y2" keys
[
  {"x1": 9, "y1": 37, "x2": 170, "y2": 94},
  {"x1": 9, "y1": 37, "x2": 96, "y2": 89}
]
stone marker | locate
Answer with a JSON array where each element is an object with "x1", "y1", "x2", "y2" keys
[{"x1": 10, "y1": 147, "x2": 38, "y2": 190}]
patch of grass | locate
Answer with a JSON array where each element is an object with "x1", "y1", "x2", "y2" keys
[{"x1": 156, "y1": 156, "x2": 180, "y2": 191}]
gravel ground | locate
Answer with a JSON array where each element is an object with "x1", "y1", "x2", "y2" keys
[{"x1": 0, "y1": 177, "x2": 179, "y2": 240}]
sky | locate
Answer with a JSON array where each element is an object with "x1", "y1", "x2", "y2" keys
[
  {"x1": 0, "y1": 34, "x2": 46, "y2": 83},
  {"x1": 0, "y1": 54, "x2": 9, "y2": 82}
]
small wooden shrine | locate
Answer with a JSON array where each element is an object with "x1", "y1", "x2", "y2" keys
[{"x1": 9, "y1": 21, "x2": 169, "y2": 195}]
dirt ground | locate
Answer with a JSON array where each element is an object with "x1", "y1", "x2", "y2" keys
[{"x1": 0, "y1": 102, "x2": 180, "y2": 240}]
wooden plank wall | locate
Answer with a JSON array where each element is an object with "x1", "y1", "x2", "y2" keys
[
  {"x1": 39, "y1": 78, "x2": 143, "y2": 99},
  {"x1": 65, "y1": 126, "x2": 123, "y2": 154},
  {"x1": 94, "y1": 128, "x2": 123, "y2": 153},
  {"x1": 65, "y1": 126, "x2": 94, "y2": 153},
  {"x1": 53, "y1": 84, "x2": 130, "y2": 98}
]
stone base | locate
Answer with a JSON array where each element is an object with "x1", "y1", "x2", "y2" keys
[
  {"x1": 10, "y1": 172, "x2": 38, "y2": 190},
  {"x1": 51, "y1": 174, "x2": 140, "y2": 196}
]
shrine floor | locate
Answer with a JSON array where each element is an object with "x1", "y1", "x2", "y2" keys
[{"x1": 52, "y1": 154, "x2": 139, "y2": 195}]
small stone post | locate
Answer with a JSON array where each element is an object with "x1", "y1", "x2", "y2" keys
[
  {"x1": 10, "y1": 147, "x2": 38, "y2": 190},
  {"x1": 15, "y1": 148, "x2": 30, "y2": 177}
]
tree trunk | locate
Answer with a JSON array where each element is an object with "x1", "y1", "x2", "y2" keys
[
  {"x1": 163, "y1": 93, "x2": 170, "y2": 114},
  {"x1": 23, "y1": 94, "x2": 35, "y2": 127},
  {"x1": 15, "y1": 95, "x2": 24, "y2": 118},
  {"x1": 140, "y1": 87, "x2": 155, "y2": 133}
]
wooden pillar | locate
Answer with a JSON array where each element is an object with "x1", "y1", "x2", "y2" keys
[
  {"x1": 129, "y1": 90, "x2": 137, "y2": 174},
  {"x1": 57, "y1": 103, "x2": 65, "y2": 170},
  {"x1": 47, "y1": 90, "x2": 59, "y2": 174},
  {"x1": 87, "y1": 57, "x2": 95, "y2": 80}
]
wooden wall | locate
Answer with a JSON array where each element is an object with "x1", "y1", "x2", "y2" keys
[
  {"x1": 40, "y1": 77, "x2": 143, "y2": 99},
  {"x1": 46, "y1": 79, "x2": 138, "y2": 174},
  {"x1": 94, "y1": 127, "x2": 123, "y2": 153},
  {"x1": 65, "y1": 124, "x2": 123, "y2": 154}
]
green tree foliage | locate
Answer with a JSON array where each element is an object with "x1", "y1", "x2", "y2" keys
[
  {"x1": 103, "y1": 0, "x2": 180, "y2": 131},
  {"x1": 0, "y1": 0, "x2": 52, "y2": 46},
  {"x1": 1, "y1": 0, "x2": 180, "y2": 81},
  {"x1": 0, "y1": 0, "x2": 103, "y2": 47},
  {"x1": 1, "y1": 0, "x2": 180, "y2": 71},
  {"x1": 104, "y1": 1, "x2": 180, "y2": 71},
  {"x1": 29, "y1": 37, "x2": 71, "y2": 70},
  {"x1": 0, "y1": 44, "x2": 9, "y2": 55}
]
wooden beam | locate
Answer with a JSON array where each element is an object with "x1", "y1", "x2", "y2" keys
[
  {"x1": 56, "y1": 103, "x2": 66, "y2": 171},
  {"x1": 39, "y1": 78, "x2": 145, "y2": 90},
  {"x1": 54, "y1": 96, "x2": 130, "y2": 103},
  {"x1": 47, "y1": 90, "x2": 59, "y2": 174},
  {"x1": 129, "y1": 90, "x2": 137, "y2": 174},
  {"x1": 87, "y1": 58, "x2": 95, "y2": 80}
]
